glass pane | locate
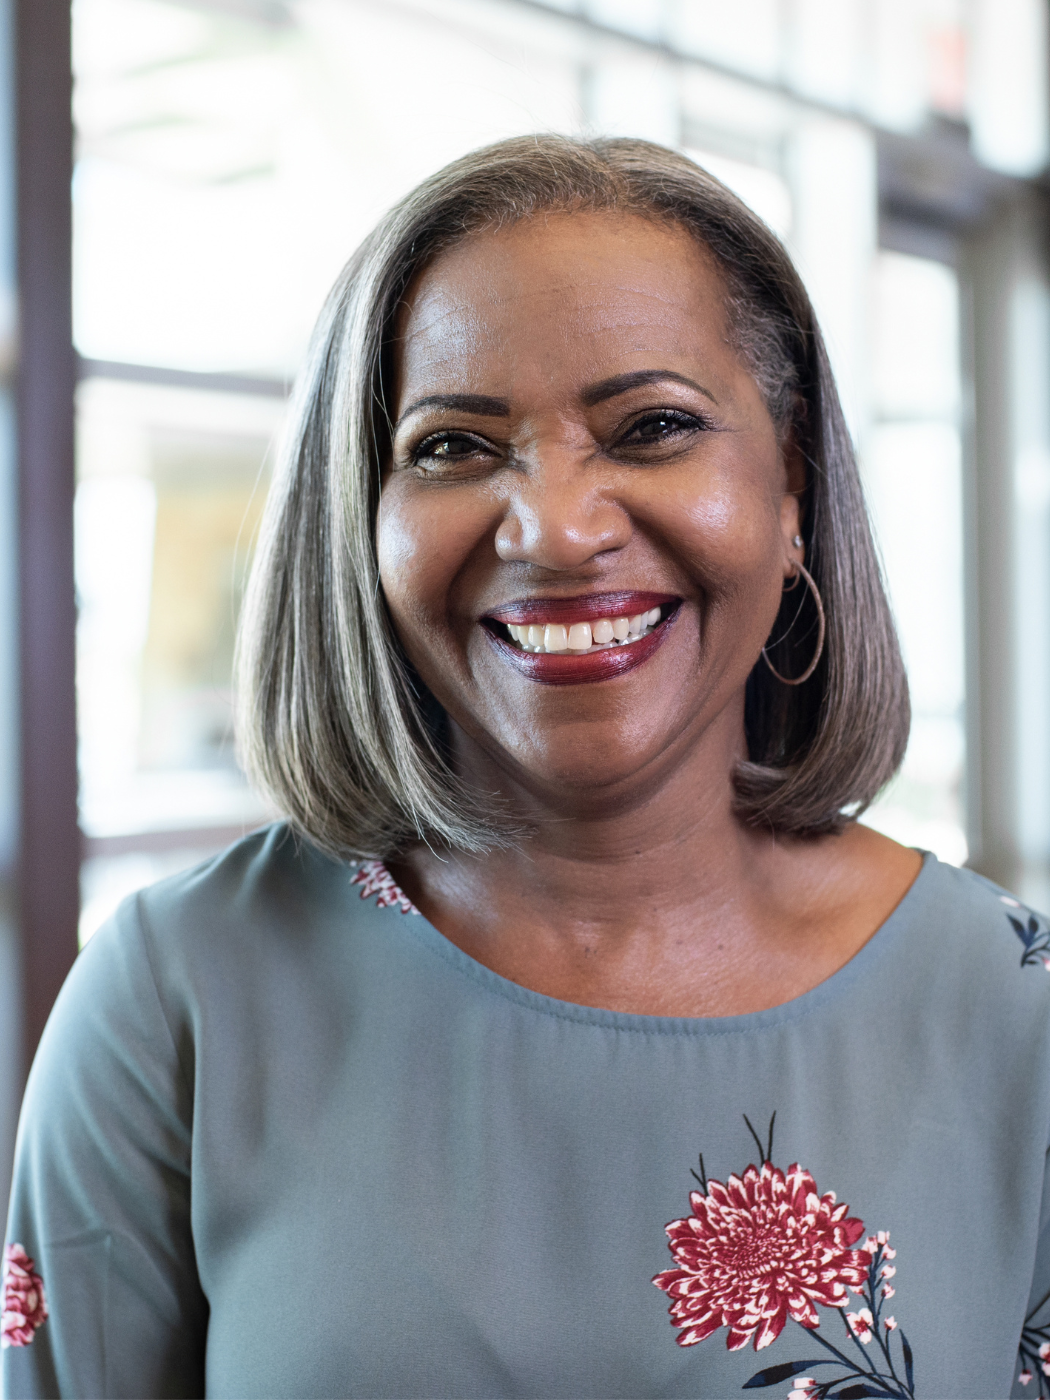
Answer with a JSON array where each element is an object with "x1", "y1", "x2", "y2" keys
[
  {"x1": 72, "y1": 0, "x2": 982, "y2": 936},
  {"x1": 75, "y1": 378, "x2": 283, "y2": 940},
  {"x1": 72, "y1": 0, "x2": 585, "y2": 377},
  {"x1": 861, "y1": 252, "x2": 966, "y2": 864}
]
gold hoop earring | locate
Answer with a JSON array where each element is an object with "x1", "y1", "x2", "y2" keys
[{"x1": 761, "y1": 560, "x2": 826, "y2": 686}]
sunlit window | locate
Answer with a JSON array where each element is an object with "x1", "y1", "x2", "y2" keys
[
  {"x1": 76, "y1": 377, "x2": 282, "y2": 940},
  {"x1": 72, "y1": 0, "x2": 1050, "y2": 935},
  {"x1": 861, "y1": 253, "x2": 966, "y2": 863}
]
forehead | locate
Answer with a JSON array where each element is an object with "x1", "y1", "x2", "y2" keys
[{"x1": 393, "y1": 212, "x2": 734, "y2": 398}]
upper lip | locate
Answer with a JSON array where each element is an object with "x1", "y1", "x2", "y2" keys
[{"x1": 485, "y1": 591, "x2": 680, "y2": 626}]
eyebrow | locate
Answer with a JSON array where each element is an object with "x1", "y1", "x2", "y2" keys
[
  {"x1": 394, "y1": 370, "x2": 717, "y2": 430},
  {"x1": 580, "y1": 369, "x2": 718, "y2": 407},
  {"x1": 395, "y1": 393, "x2": 510, "y2": 431}
]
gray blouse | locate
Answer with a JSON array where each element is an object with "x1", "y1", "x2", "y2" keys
[{"x1": 4, "y1": 824, "x2": 1050, "y2": 1398}]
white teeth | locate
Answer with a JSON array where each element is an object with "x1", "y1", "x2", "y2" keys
[{"x1": 503, "y1": 607, "x2": 666, "y2": 654}]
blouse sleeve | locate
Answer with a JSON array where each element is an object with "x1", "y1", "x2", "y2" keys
[{"x1": 2, "y1": 894, "x2": 207, "y2": 1399}]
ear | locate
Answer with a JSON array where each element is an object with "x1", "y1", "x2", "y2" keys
[
  {"x1": 779, "y1": 494, "x2": 802, "y2": 578},
  {"x1": 778, "y1": 427, "x2": 806, "y2": 576}
]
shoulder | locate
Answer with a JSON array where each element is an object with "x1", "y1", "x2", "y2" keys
[
  {"x1": 933, "y1": 857, "x2": 1050, "y2": 963},
  {"x1": 891, "y1": 855, "x2": 1050, "y2": 1026},
  {"x1": 20, "y1": 826, "x2": 397, "y2": 1171},
  {"x1": 37, "y1": 825, "x2": 364, "y2": 1067},
  {"x1": 134, "y1": 820, "x2": 348, "y2": 938},
  {"x1": 821, "y1": 821, "x2": 1050, "y2": 985},
  {"x1": 911, "y1": 855, "x2": 1049, "y2": 953},
  {"x1": 124, "y1": 821, "x2": 371, "y2": 974}
]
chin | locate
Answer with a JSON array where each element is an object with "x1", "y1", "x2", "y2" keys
[{"x1": 497, "y1": 719, "x2": 693, "y2": 810}]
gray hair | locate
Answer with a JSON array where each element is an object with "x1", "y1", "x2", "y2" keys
[{"x1": 235, "y1": 134, "x2": 910, "y2": 859}]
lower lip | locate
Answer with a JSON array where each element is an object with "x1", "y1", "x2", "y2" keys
[{"x1": 485, "y1": 614, "x2": 675, "y2": 685}]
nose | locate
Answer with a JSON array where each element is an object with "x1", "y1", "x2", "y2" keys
[{"x1": 494, "y1": 455, "x2": 630, "y2": 571}]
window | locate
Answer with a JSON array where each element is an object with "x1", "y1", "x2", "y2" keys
[
  {"x1": 76, "y1": 375, "x2": 282, "y2": 939},
  {"x1": 863, "y1": 252, "x2": 966, "y2": 862},
  {"x1": 71, "y1": 0, "x2": 1050, "y2": 933}
]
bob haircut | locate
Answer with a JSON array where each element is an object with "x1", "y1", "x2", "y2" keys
[{"x1": 236, "y1": 133, "x2": 910, "y2": 859}]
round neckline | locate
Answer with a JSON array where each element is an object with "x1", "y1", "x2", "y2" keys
[{"x1": 366, "y1": 849, "x2": 938, "y2": 1036}]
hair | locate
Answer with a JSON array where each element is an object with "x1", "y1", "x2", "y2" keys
[{"x1": 235, "y1": 133, "x2": 910, "y2": 860}]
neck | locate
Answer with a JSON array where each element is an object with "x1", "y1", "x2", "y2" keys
[
  {"x1": 398, "y1": 702, "x2": 774, "y2": 955},
  {"x1": 389, "y1": 707, "x2": 922, "y2": 1017}
]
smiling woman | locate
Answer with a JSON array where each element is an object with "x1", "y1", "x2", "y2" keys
[
  {"x1": 5, "y1": 137, "x2": 1050, "y2": 1400},
  {"x1": 374, "y1": 206, "x2": 854, "y2": 860},
  {"x1": 239, "y1": 139, "x2": 908, "y2": 861}
]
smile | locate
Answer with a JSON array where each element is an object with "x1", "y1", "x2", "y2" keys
[
  {"x1": 484, "y1": 592, "x2": 679, "y2": 685},
  {"x1": 504, "y1": 607, "x2": 662, "y2": 654}
]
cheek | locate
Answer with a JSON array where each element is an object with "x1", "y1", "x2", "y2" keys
[
  {"x1": 375, "y1": 492, "x2": 426, "y2": 630},
  {"x1": 674, "y1": 476, "x2": 782, "y2": 588},
  {"x1": 376, "y1": 482, "x2": 493, "y2": 631}
]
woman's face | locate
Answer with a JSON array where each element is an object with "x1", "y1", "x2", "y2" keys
[{"x1": 378, "y1": 211, "x2": 803, "y2": 807}]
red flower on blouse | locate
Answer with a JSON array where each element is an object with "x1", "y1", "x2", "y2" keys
[
  {"x1": 2, "y1": 1243, "x2": 47, "y2": 1348},
  {"x1": 653, "y1": 1161, "x2": 871, "y2": 1352},
  {"x1": 351, "y1": 860, "x2": 420, "y2": 915}
]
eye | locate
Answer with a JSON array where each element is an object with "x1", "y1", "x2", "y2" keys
[
  {"x1": 619, "y1": 409, "x2": 707, "y2": 446},
  {"x1": 606, "y1": 408, "x2": 713, "y2": 463},
  {"x1": 409, "y1": 431, "x2": 500, "y2": 472}
]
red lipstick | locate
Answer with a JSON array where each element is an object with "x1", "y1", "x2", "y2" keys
[
  {"x1": 487, "y1": 591, "x2": 675, "y2": 627},
  {"x1": 483, "y1": 591, "x2": 680, "y2": 686}
]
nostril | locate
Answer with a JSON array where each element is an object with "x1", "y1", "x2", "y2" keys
[{"x1": 495, "y1": 492, "x2": 630, "y2": 568}]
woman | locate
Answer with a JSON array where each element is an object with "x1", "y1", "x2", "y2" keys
[{"x1": 4, "y1": 136, "x2": 1049, "y2": 1399}]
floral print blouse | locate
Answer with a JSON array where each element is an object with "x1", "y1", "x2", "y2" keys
[{"x1": 4, "y1": 826, "x2": 1050, "y2": 1398}]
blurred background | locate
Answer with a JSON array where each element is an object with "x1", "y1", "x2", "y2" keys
[{"x1": 0, "y1": 0, "x2": 1048, "y2": 1198}]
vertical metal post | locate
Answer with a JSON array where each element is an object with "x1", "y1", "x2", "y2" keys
[
  {"x1": 14, "y1": 0, "x2": 78, "y2": 1072},
  {"x1": 0, "y1": 0, "x2": 17, "y2": 1214}
]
